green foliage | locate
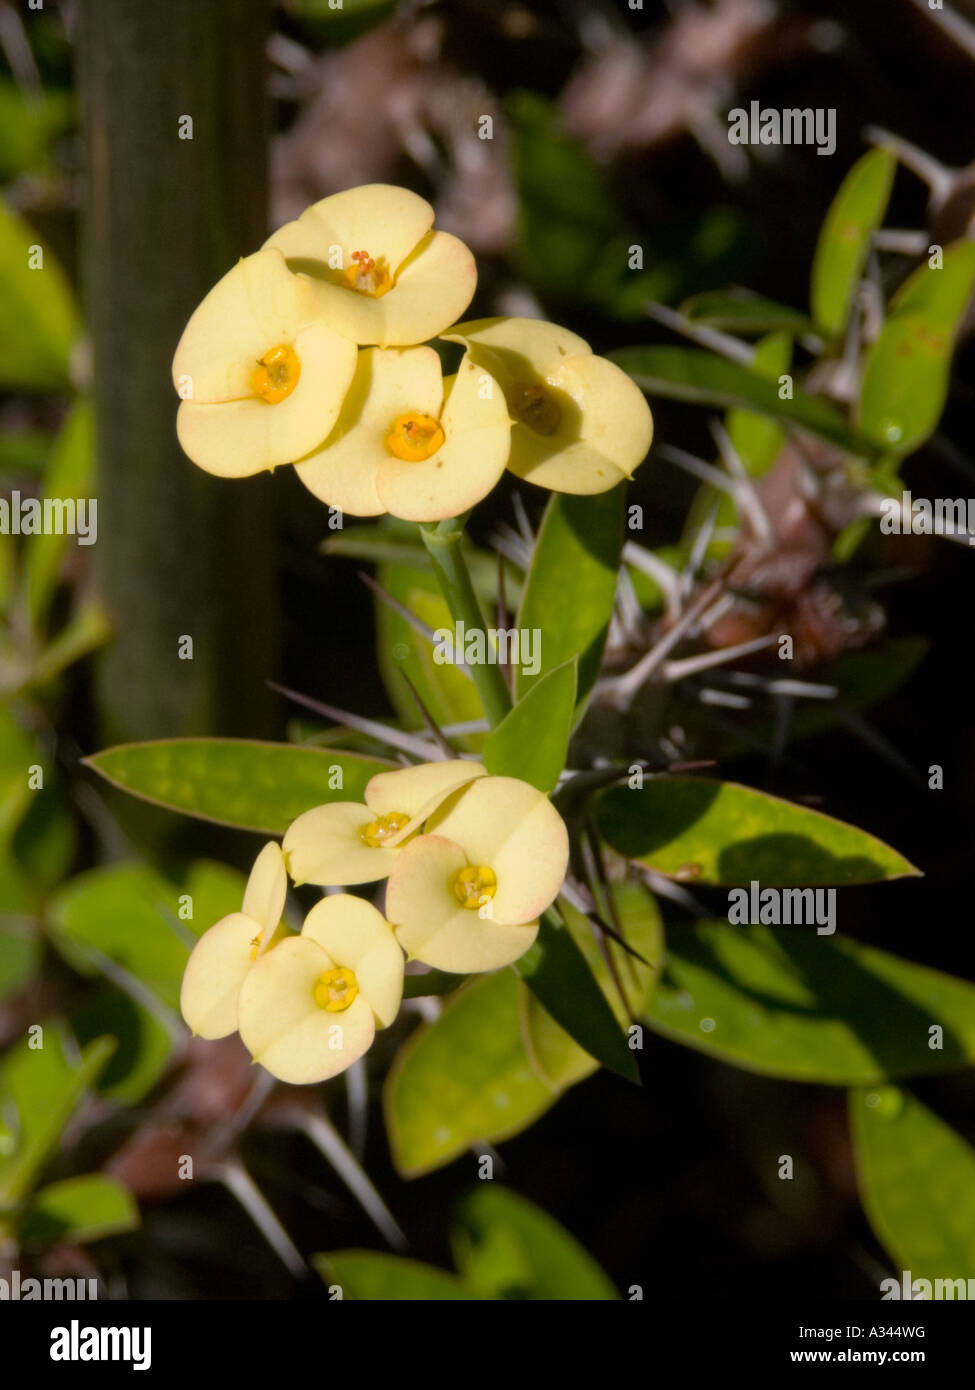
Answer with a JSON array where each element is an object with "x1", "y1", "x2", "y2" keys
[
  {"x1": 20, "y1": 400, "x2": 93, "y2": 629},
  {"x1": 453, "y1": 1186, "x2": 618, "y2": 1299},
  {"x1": 0, "y1": 199, "x2": 79, "y2": 391},
  {"x1": 482, "y1": 657, "x2": 577, "y2": 791},
  {"x1": 315, "y1": 1187, "x2": 617, "y2": 1299},
  {"x1": 596, "y1": 777, "x2": 918, "y2": 885},
  {"x1": 649, "y1": 923, "x2": 975, "y2": 1083},
  {"x1": 612, "y1": 345, "x2": 871, "y2": 455},
  {"x1": 0, "y1": 80, "x2": 73, "y2": 183},
  {"x1": 84, "y1": 738, "x2": 394, "y2": 834},
  {"x1": 0, "y1": 1024, "x2": 114, "y2": 1207},
  {"x1": 810, "y1": 148, "x2": 896, "y2": 339},
  {"x1": 384, "y1": 970, "x2": 568, "y2": 1177},
  {"x1": 679, "y1": 290, "x2": 813, "y2": 336},
  {"x1": 515, "y1": 486, "x2": 623, "y2": 711},
  {"x1": 851, "y1": 1087, "x2": 975, "y2": 1281},
  {"x1": 20, "y1": 1173, "x2": 138, "y2": 1246},
  {"x1": 859, "y1": 241, "x2": 975, "y2": 453}
]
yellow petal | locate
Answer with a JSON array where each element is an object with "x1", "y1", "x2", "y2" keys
[
  {"x1": 364, "y1": 758, "x2": 486, "y2": 844},
  {"x1": 179, "y1": 912, "x2": 260, "y2": 1039},
  {"x1": 365, "y1": 230, "x2": 477, "y2": 348},
  {"x1": 176, "y1": 322, "x2": 357, "y2": 477},
  {"x1": 375, "y1": 354, "x2": 511, "y2": 521},
  {"x1": 425, "y1": 776, "x2": 569, "y2": 925},
  {"x1": 241, "y1": 842, "x2": 287, "y2": 939},
  {"x1": 509, "y1": 352, "x2": 652, "y2": 494},
  {"x1": 443, "y1": 316, "x2": 592, "y2": 383},
  {"x1": 386, "y1": 835, "x2": 539, "y2": 972},
  {"x1": 238, "y1": 936, "x2": 375, "y2": 1084},
  {"x1": 301, "y1": 895, "x2": 404, "y2": 1027},
  {"x1": 265, "y1": 185, "x2": 435, "y2": 282},
  {"x1": 172, "y1": 247, "x2": 335, "y2": 403},
  {"x1": 283, "y1": 802, "x2": 399, "y2": 886},
  {"x1": 293, "y1": 347, "x2": 443, "y2": 513}
]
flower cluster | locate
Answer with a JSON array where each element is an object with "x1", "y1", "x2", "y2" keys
[
  {"x1": 180, "y1": 761, "x2": 569, "y2": 1084},
  {"x1": 172, "y1": 184, "x2": 652, "y2": 519}
]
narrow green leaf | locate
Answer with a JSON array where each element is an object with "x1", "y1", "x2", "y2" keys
[
  {"x1": 453, "y1": 1186, "x2": 618, "y2": 1300},
  {"x1": 314, "y1": 1252, "x2": 480, "y2": 1300},
  {"x1": 83, "y1": 738, "x2": 394, "y2": 834},
  {"x1": 680, "y1": 290, "x2": 813, "y2": 336},
  {"x1": 0, "y1": 920, "x2": 40, "y2": 1002},
  {"x1": 0, "y1": 200, "x2": 80, "y2": 391},
  {"x1": 726, "y1": 330, "x2": 792, "y2": 475},
  {"x1": 649, "y1": 923, "x2": 975, "y2": 1083},
  {"x1": 851, "y1": 1087, "x2": 975, "y2": 1282},
  {"x1": 859, "y1": 242, "x2": 975, "y2": 454},
  {"x1": 514, "y1": 912, "x2": 639, "y2": 1082},
  {"x1": 0, "y1": 1027, "x2": 114, "y2": 1205},
  {"x1": 20, "y1": 1174, "x2": 139, "y2": 1246},
  {"x1": 515, "y1": 486, "x2": 623, "y2": 710},
  {"x1": 811, "y1": 148, "x2": 896, "y2": 338},
  {"x1": 483, "y1": 658, "x2": 576, "y2": 791},
  {"x1": 384, "y1": 971, "x2": 566, "y2": 1178},
  {"x1": 596, "y1": 776, "x2": 919, "y2": 885},
  {"x1": 612, "y1": 346, "x2": 871, "y2": 455},
  {"x1": 20, "y1": 401, "x2": 94, "y2": 629},
  {"x1": 71, "y1": 984, "x2": 173, "y2": 1105}
]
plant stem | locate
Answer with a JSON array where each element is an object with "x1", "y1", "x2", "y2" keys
[{"x1": 419, "y1": 516, "x2": 512, "y2": 729}]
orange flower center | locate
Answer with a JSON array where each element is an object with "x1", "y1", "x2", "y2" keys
[
  {"x1": 360, "y1": 811, "x2": 410, "y2": 848},
  {"x1": 386, "y1": 412, "x2": 446, "y2": 462},
  {"x1": 452, "y1": 864, "x2": 498, "y2": 910},
  {"x1": 251, "y1": 343, "x2": 301, "y2": 404},
  {"x1": 343, "y1": 249, "x2": 393, "y2": 298},
  {"x1": 313, "y1": 966, "x2": 359, "y2": 1012}
]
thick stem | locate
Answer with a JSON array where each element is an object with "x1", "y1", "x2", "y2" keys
[{"x1": 419, "y1": 517, "x2": 512, "y2": 730}]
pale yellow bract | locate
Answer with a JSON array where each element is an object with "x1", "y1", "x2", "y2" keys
[
  {"x1": 282, "y1": 759, "x2": 487, "y2": 887},
  {"x1": 293, "y1": 346, "x2": 512, "y2": 521},
  {"x1": 385, "y1": 775, "x2": 570, "y2": 973},
  {"x1": 172, "y1": 248, "x2": 358, "y2": 478},
  {"x1": 237, "y1": 895, "x2": 405, "y2": 1085},
  {"x1": 263, "y1": 184, "x2": 477, "y2": 347},
  {"x1": 179, "y1": 842, "x2": 288, "y2": 1039},
  {"x1": 443, "y1": 316, "x2": 654, "y2": 495}
]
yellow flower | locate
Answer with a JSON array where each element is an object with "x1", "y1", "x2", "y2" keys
[
  {"x1": 293, "y1": 345, "x2": 511, "y2": 520},
  {"x1": 172, "y1": 247, "x2": 358, "y2": 477},
  {"x1": 237, "y1": 895, "x2": 404, "y2": 1085},
  {"x1": 385, "y1": 775, "x2": 570, "y2": 972},
  {"x1": 179, "y1": 842, "x2": 288, "y2": 1039},
  {"x1": 442, "y1": 316, "x2": 653, "y2": 495},
  {"x1": 263, "y1": 184, "x2": 476, "y2": 347},
  {"x1": 283, "y1": 759, "x2": 487, "y2": 887}
]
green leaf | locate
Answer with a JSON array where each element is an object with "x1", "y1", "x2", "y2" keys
[
  {"x1": 851, "y1": 1087, "x2": 975, "y2": 1281},
  {"x1": 726, "y1": 331, "x2": 792, "y2": 475},
  {"x1": 453, "y1": 1186, "x2": 618, "y2": 1300},
  {"x1": 612, "y1": 346, "x2": 871, "y2": 455},
  {"x1": 48, "y1": 863, "x2": 189, "y2": 1011},
  {"x1": 596, "y1": 776, "x2": 919, "y2": 885},
  {"x1": 811, "y1": 148, "x2": 896, "y2": 339},
  {"x1": 181, "y1": 859, "x2": 248, "y2": 938},
  {"x1": 384, "y1": 971, "x2": 567, "y2": 1178},
  {"x1": 0, "y1": 1026, "x2": 114, "y2": 1205},
  {"x1": 0, "y1": 80, "x2": 74, "y2": 183},
  {"x1": 858, "y1": 242, "x2": 975, "y2": 454},
  {"x1": 20, "y1": 401, "x2": 94, "y2": 629},
  {"x1": 515, "y1": 487, "x2": 623, "y2": 711},
  {"x1": 83, "y1": 738, "x2": 394, "y2": 835},
  {"x1": 71, "y1": 984, "x2": 173, "y2": 1105},
  {"x1": 483, "y1": 657, "x2": 576, "y2": 792},
  {"x1": 0, "y1": 920, "x2": 40, "y2": 1002},
  {"x1": 514, "y1": 911, "x2": 639, "y2": 1082},
  {"x1": 649, "y1": 922, "x2": 975, "y2": 1083},
  {"x1": 403, "y1": 968, "x2": 469, "y2": 999},
  {"x1": 0, "y1": 704, "x2": 35, "y2": 841},
  {"x1": 20, "y1": 1174, "x2": 138, "y2": 1246},
  {"x1": 680, "y1": 290, "x2": 813, "y2": 336},
  {"x1": 0, "y1": 199, "x2": 79, "y2": 391},
  {"x1": 314, "y1": 1252, "x2": 480, "y2": 1300},
  {"x1": 375, "y1": 558, "x2": 484, "y2": 748}
]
